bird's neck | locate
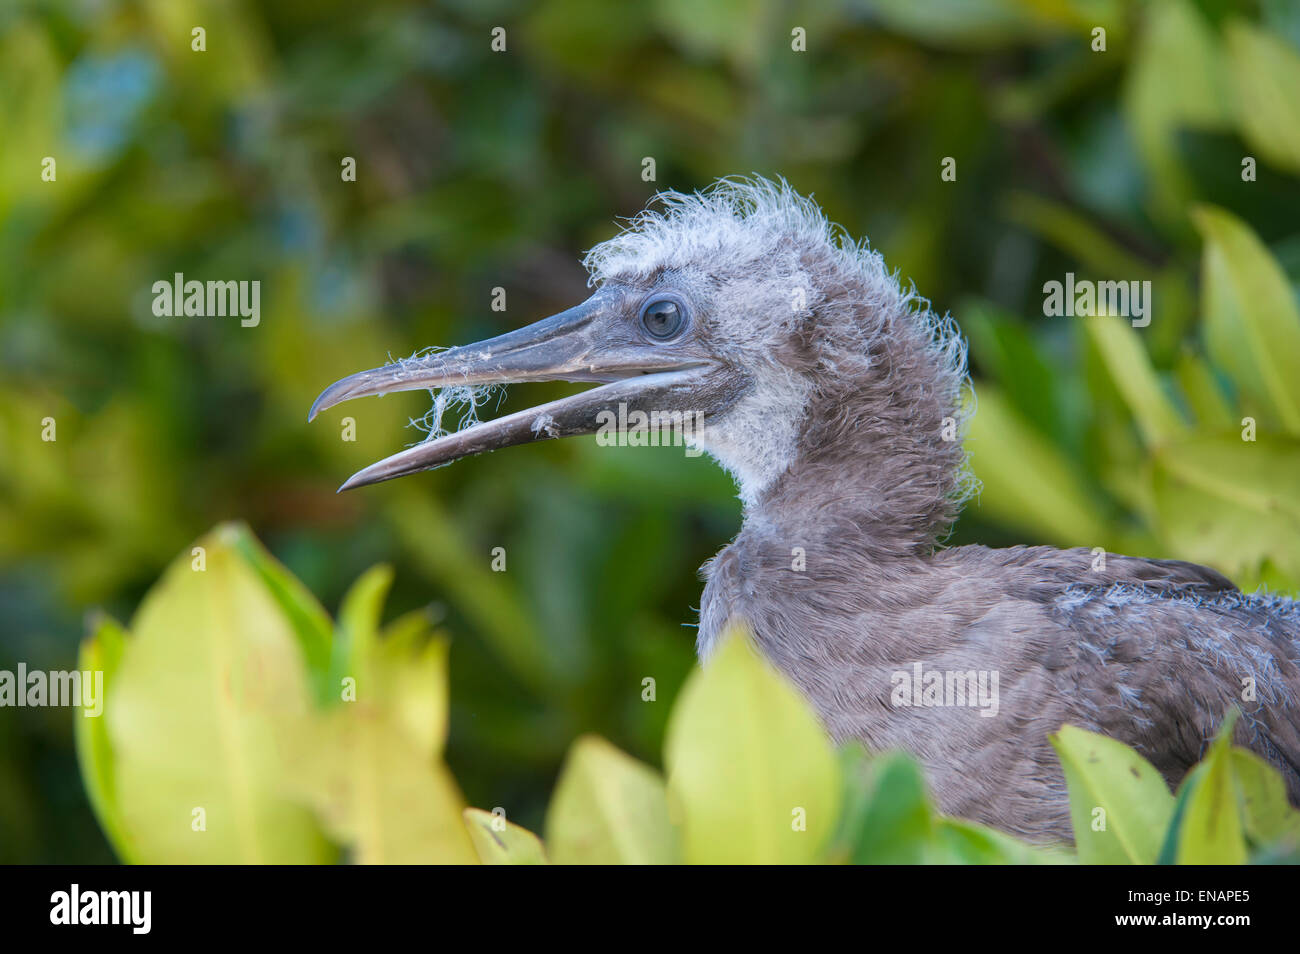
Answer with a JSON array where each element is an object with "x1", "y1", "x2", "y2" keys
[
  {"x1": 697, "y1": 380, "x2": 966, "y2": 659},
  {"x1": 744, "y1": 378, "x2": 967, "y2": 560}
]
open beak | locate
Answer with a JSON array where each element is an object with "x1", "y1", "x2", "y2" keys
[{"x1": 309, "y1": 293, "x2": 712, "y2": 490}]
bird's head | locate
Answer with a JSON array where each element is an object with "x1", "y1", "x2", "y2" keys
[{"x1": 312, "y1": 177, "x2": 970, "y2": 524}]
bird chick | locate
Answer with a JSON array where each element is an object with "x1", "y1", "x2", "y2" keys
[{"x1": 311, "y1": 178, "x2": 1300, "y2": 842}]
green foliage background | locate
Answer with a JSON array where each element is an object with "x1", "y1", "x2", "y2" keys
[{"x1": 2, "y1": 0, "x2": 1299, "y2": 862}]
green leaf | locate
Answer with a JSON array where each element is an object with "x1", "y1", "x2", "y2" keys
[
  {"x1": 1151, "y1": 436, "x2": 1300, "y2": 582},
  {"x1": 932, "y1": 818, "x2": 1073, "y2": 865},
  {"x1": 967, "y1": 386, "x2": 1113, "y2": 545},
  {"x1": 1194, "y1": 205, "x2": 1300, "y2": 435},
  {"x1": 463, "y1": 808, "x2": 549, "y2": 865},
  {"x1": 664, "y1": 628, "x2": 840, "y2": 864},
  {"x1": 1175, "y1": 352, "x2": 1235, "y2": 433},
  {"x1": 545, "y1": 735, "x2": 676, "y2": 864},
  {"x1": 1083, "y1": 317, "x2": 1187, "y2": 446},
  {"x1": 279, "y1": 564, "x2": 472, "y2": 863},
  {"x1": 1225, "y1": 19, "x2": 1300, "y2": 175},
  {"x1": 73, "y1": 613, "x2": 137, "y2": 864},
  {"x1": 1175, "y1": 711, "x2": 1248, "y2": 864},
  {"x1": 1051, "y1": 725, "x2": 1175, "y2": 864},
  {"x1": 336, "y1": 565, "x2": 452, "y2": 759},
  {"x1": 106, "y1": 524, "x2": 334, "y2": 863},
  {"x1": 1124, "y1": 0, "x2": 1232, "y2": 218},
  {"x1": 861, "y1": 0, "x2": 1068, "y2": 49},
  {"x1": 959, "y1": 298, "x2": 1061, "y2": 440},
  {"x1": 226, "y1": 521, "x2": 335, "y2": 706},
  {"x1": 1229, "y1": 749, "x2": 1300, "y2": 854},
  {"x1": 283, "y1": 707, "x2": 477, "y2": 864},
  {"x1": 835, "y1": 749, "x2": 935, "y2": 864}
]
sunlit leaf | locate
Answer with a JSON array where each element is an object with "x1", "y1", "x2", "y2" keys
[
  {"x1": 1194, "y1": 205, "x2": 1300, "y2": 435},
  {"x1": 227, "y1": 521, "x2": 334, "y2": 706},
  {"x1": 73, "y1": 613, "x2": 137, "y2": 864},
  {"x1": 1225, "y1": 19, "x2": 1300, "y2": 175},
  {"x1": 283, "y1": 708, "x2": 476, "y2": 864},
  {"x1": 1229, "y1": 748, "x2": 1300, "y2": 853},
  {"x1": 1083, "y1": 317, "x2": 1187, "y2": 446},
  {"x1": 967, "y1": 386, "x2": 1113, "y2": 545},
  {"x1": 1174, "y1": 711, "x2": 1248, "y2": 864},
  {"x1": 545, "y1": 735, "x2": 676, "y2": 864},
  {"x1": 106, "y1": 524, "x2": 334, "y2": 863},
  {"x1": 1051, "y1": 725, "x2": 1175, "y2": 864},
  {"x1": 464, "y1": 807, "x2": 548, "y2": 865},
  {"x1": 1151, "y1": 436, "x2": 1300, "y2": 582},
  {"x1": 664, "y1": 628, "x2": 840, "y2": 864}
]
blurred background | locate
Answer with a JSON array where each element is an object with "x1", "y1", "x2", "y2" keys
[{"x1": 3, "y1": 0, "x2": 1299, "y2": 863}]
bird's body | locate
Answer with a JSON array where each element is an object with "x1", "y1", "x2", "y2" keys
[
  {"x1": 703, "y1": 534, "x2": 1300, "y2": 841},
  {"x1": 313, "y1": 177, "x2": 1300, "y2": 841}
]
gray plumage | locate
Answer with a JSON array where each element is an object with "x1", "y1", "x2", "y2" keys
[{"x1": 313, "y1": 177, "x2": 1300, "y2": 842}]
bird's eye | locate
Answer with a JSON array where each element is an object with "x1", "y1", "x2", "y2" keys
[{"x1": 639, "y1": 297, "x2": 687, "y2": 340}]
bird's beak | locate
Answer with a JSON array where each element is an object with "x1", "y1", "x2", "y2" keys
[{"x1": 310, "y1": 292, "x2": 715, "y2": 490}]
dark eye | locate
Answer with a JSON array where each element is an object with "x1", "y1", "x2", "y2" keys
[{"x1": 639, "y1": 297, "x2": 687, "y2": 340}]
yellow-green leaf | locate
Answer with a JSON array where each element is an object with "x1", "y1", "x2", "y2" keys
[
  {"x1": 107, "y1": 524, "x2": 334, "y2": 863},
  {"x1": 664, "y1": 629, "x2": 840, "y2": 864},
  {"x1": 545, "y1": 735, "x2": 676, "y2": 864},
  {"x1": 335, "y1": 565, "x2": 451, "y2": 759},
  {"x1": 1194, "y1": 205, "x2": 1300, "y2": 435},
  {"x1": 283, "y1": 707, "x2": 477, "y2": 864},
  {"x1": 464, "y1": 808, "x2": 548, "y2": 864},
  {"x1": 967, "y1": 386, "x2": 1112, "y2": 545},
  {"x1": 1225, "y1": 19, "x2": 1300, "y2": 175},
  {"x1": 1229, "y1": 749, "x2": 1300, "y2": 853},
  {"x1": 1151, "y1": 436, "x2": 1300, "y2": 582},
  {"x1": 1176, "y1": 716, "x2": 1248, "y2": 864},
  {"x1": 1051, "y1": 725, "x2": 1175, "y2": 864},
  {"x1": 73, "y1": 614, "x2": 137, "y2": 863},
  {"x1": 1083, "y1": 317, "x2": 1186, "y2": 446}
]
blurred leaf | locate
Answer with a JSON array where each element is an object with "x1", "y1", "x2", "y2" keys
[
  {"x1": 932, "y1": 818, "x2": 1070, "y2": 864},
  {"x1": 864, "y1": 0, "x2": 1066, "y2": 48},
  {"x1": 337, "y1": 565, "x2": 450, "y2": 758},
  {"x1": 545, "y1": 735, "x2": 676, "y2": 864},
  {"x1": 1225, "y1": 19, "x2": 1300, "y2": 175},
  {"x1": 1124, "y1": 0, "x2": 1232, "y2": 217},
  {"x1": 284, "y1": 707, "x2": 476, "y2": 864},
  {"x1": 1173, "y1": 711, "x2": 1248, "y2": 864},
  {"x1": 967, "y1": 385, "x2": 1113, "y2": 545},
  {"x1": 1003, "y1": 191, "x2": 1157, "y2": 279},
  {"x1": 73, "y1": 613, "x2": 136, "y2": 864},
  {"x1": 1083, "y1": 317, "x2": 1187, "y2": 446},
  {"x1": 664, "y1": 628, "x2": 840, "y2": 864},
  {"x1": 1051, "y1": 724, "x2": 1175, "y2": 864},
  {"x1": 463, "y1": 807, "x2": 548, "y2": 865},
  {"x1": 1229, "y1": 748, "x2": 1300, "y2": 853},
  {"x1": 1175, "y1": 352, "x2": 1235, "y2": 433},
  {"x1": 1151, "y1": 435, "x2": 1300, "y2": 582},
  {"x1": 835, "y1": 749, "x2": 934, "y2": 864},
  {"x1": 105, "y1": 523, "x2": 333, "y2": 863},
  {"x1": 1194, "y1": 204, "x2": 1300, "y2": 435},
  {"x1": 960, "y1": 299, "x2": 1062, "y2": 440},
  {"x1": 228, "y1": 521, "x2": 334, "y2": 706}
]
